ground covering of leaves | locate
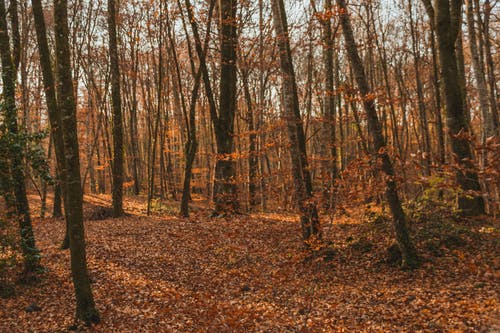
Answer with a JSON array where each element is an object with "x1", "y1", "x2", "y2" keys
[{"x1": 1, "y1": 195, "x2": 499, "y2": 332}]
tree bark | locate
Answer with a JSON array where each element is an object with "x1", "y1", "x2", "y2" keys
[
  {"x1": 481, "y1": 0, "x2": 499, "y2": 133},
  {"x1": 32, "y1": 0, "x2": 67, "y2": 220},
  {"x1": 317, "y1": 0, "x2": 338, "y2": 209},
  {"x1": 0, "y1": 0, "x2": 40, "y2": 274},
  {"x1": 271, "y1": 0, "x2": 321, "y2": 242},
  {"x1": 429, "y1": 0, "x2": 485, "y2": 215},
  {"x1": 337, "y1": 0, "x2": 417, "y2": 268},
  {"x1": 178, "y1": 0, "x2": 215, "y2": 217},
  {"x1": 466, "y1": 0, "x2": 494, "y2": 140},
  {"x1": 408, "y1": 0, "x2": 431, "y2": 176},
  {"x1": 108, "y1": 0, "x2": 124, "y2": 217},
  {"x1": 214, "y1": 0, "x2": 239, "y2": 214},
  {"x1": 53, "y1": 0, "x2": 99, "y2": 324}
]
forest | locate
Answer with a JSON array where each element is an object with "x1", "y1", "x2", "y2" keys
[{"x1": 0, "y1": 0, "x2": 498, "y2": 331}]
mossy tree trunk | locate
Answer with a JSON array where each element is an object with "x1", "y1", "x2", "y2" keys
[{"x1": 0, "y1": 0, "x2": 40, "y2": 274}]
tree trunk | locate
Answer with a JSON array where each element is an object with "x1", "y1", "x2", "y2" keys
[
  {"x1": 319, "y1": 0, "x2": 338, "y2": 209},
  {"x1": 53, "y1": 180, "x2": 63, "y2": 218},
  {"x1": 32, "y1": 0, "x2": 70, "y2": 248},
  {"x1": 180, "y1": 68, "x2": 201, "y2": 217},
  {"x1": 431, "y1": 0, "x2": 485, "y2": 215},
  {"x1": 178, "y1": 0, "x2": 214, "y2": 217},
  {"x1": 271, "y1": 0, "x2": 321, "y2": 242},
  {"x1": 108, "y1": 0, "x2": 124, "y2": 217},
  {"x1": 430, "y1": 25, "x2": 446, "y2": 166},
  {"x1": 408, "y1": 0, "x2": 431, "y2": 176},
  {"x1": 0, "y1": 0, "x2": 40, "y2": 274},
  {"x1": 214, "y1": 0, "x2": 239, "y2": 214},
  {"x1": 53, "y1": 0, "x2": 99, "y2": 324},
  {"x1": 481, "y1": 0, "x2": 499, "y2": 133},
  {"x1": 466, "y1": 0, "x2": 494, "y2": 139},
  {"x1": 337, "y1": 0, "x2": 417, "y2": 268}
]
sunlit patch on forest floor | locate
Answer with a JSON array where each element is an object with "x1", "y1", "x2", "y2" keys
[{"x1": 1, "y1": 195, "x2": 499, "y2": 332}]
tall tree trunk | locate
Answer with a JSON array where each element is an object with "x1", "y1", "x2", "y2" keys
[
  {"x1": 408, "y1": 0, "x2": 431, "y2": 176},
  {"x1": 430, "y1": 26, "x2": 446, "y2": 166},
  {"x1": 318, "y1": 0, "x2": 338, "y2": 209},
  {"x1": 180, "y1": 67, "x2": 201, "y2": 217},
  {"x1": 53, "y1": 0, "x2": 99, "y2": 324},
  {"x1": 241, "y1": 70, "x2": 258, "y2": 208},
  {"x1": 213, "y1": 0, "x2": 239, "y2": 214},
  {"x1": 271, "y1": 0, "x2": 321, "y2": 242},
  {"x1": 466, "y1": 0, "x2": 494, "y2": 140},
  {"x1": 108, "y1": 0, "x2": 124, "y2": 217},
  {"x1": 481, "y1": 0, "x2": 499, "y2": 133},
  {"x1": 424, "y1": 0, "x2": 485, "y2": 216},
  {"x1": 128, "y1": 36, "x2": 141, "y2": 195},
  {"x1": 0, "y1": 0, "x2": 40, "y2": 274},
  {"x1": 178, "y1": 0, "x2": 214, "y2": 217},
  {"x1": 337, "y1": 0, "x2": 417, "y2": 268},
  {"x1": 33, "y1": 0, "x2": 70, "y2": 249},
  {"x1": 147, "y1": 3, "x2": 164, "y2": 216},
  {"x1": 258, "y1": 0, "x2": 267, "y2": 212}
]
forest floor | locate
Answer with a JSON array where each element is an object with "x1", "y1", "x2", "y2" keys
[{"x1": 1, "y1": 194, "x2": 499, "y2": 332}]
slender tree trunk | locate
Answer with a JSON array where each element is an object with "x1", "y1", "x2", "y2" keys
[
  {"x1": 53, "y1": 0, "x2": 99, "y2": 324},
  {"x1": 241, "y1": 69, "x2": 258, "y2": 208},
  {"x1": 466, "y1": 0, "x2": 494, "y2": 140},
  {"x1": 318, "y1": 0, "x2": 338, "y2": 209},
  {"x1": 0, "y1": 0, "x2": 40, "y2": 274},
  {"x1": 430, "y1": 26, "x2": 446, "y2": 166},
  {"x1": 33, "y1": 0, "x2": 70, "y2": 248},
  {"x1": 40, "y1": 136, "x2": 53, "y2": 218},
  {"x1": 271, "y1": 0, "x2": 321, "y2": 242},
  {"x1": 129, "y1": 40, "x2": 141, "y2": 195},
  {"x1": 481, "y1": 0, "x2": 499, "y2": 133},
  {"x1": 408, "y1": 0, "x2": 431, "y2": 176},
  {"x1": 456, "y1": 31, "x2": 469, "y2": 123},
  {"x1": 178, "y1": 0, "x2": 214, "y2": 217},
  {"x1": 258, "y1": 0, "x2": 267, "y2": 211},
  {"x1": 180, "y1": 68, "x2": 201, "y2": 217},
  {"x1": 147, "y1": 4, "x2": 164, "y2": 216},
  {"x1": 108, "y1": 0, "x2": 124, "y2": 217},
  {"x1": 337, "y1": 0, "x2": 417, "y2": 268}
]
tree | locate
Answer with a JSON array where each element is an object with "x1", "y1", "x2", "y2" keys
[
  {"x1": 313, "y1": 0, "x2": 339, "y2": 208},
  {"x1": 465, "y1": 0, "x2": 495, "y2": 141},
  {"x1": 336, "y1": 0, "x2": 417, "y2": 268},
  {"x1": 53, "y1": 0, "x2": 99, "y2": 324},
  {"x1": 108, "y1": 0, "x2": 124, "y2": 217},
  {"x1": 177, "y1": 0, "x2": 215, "y2": 217},
  {"x1": 271, "y1": 0, "x2": 321, "y2": 241},
  {"x1": 422, "y1": 0, "x2": 485, "y2": 216},
  {"x1": 32, "y1": 0, "x2": 67, "y2": 221},
  {"x1": 214, "y1": 0, "x2": 240, "y2": 214},
  {"x1": 0, "y1": 0, "x2": 40, "y2": 274}
]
